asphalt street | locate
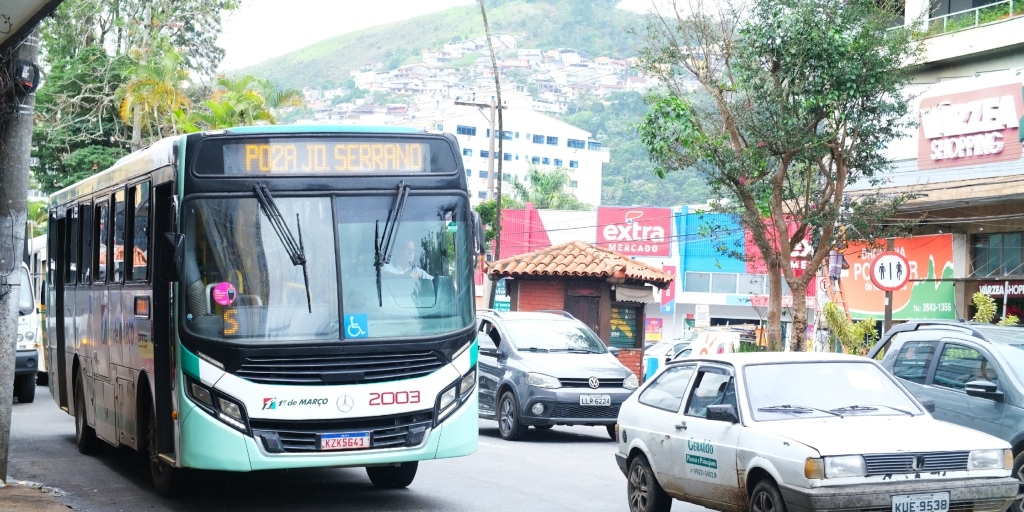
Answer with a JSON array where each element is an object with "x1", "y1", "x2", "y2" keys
[{"x1": 8, "y1": 384, "x2": 712, "y2": 512}]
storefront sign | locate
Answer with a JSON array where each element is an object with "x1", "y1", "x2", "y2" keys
[
  {"x1": 694, "y1": 304, "x2": 710, "y2": 328},
  {"x1": 918, "y1": 83, "x2": 1023, "y2": 170},
  {"x1": 843, "y1": 234, "x2": 955, "y2": 320},
  {"x1": 979, "y1": 281, "x2": 1024, "y2": 297},
  {"x1": 597, "y1": 207, "x2": 672, "y2": 256},
  {"x1": 661, "y1": 266, "x2": 676, "y2": 314}
]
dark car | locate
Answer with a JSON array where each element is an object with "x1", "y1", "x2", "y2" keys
[
  {"x1": 868, "y1": 320, "x2": 1024, "y2": 512},
  {"x1": 476, "y1": 310, "x2": 639, "y2": 440}
]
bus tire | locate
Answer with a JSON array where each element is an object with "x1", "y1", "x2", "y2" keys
[
  {"x1": 147, "y1": 405, "x2": 183, "y2": 497},
  {"x1": 75, "y1": 375, "x2": 100, "y2": 455},
  {"x1": 16, "y1": 374, "x2": 35, "y2": 403},
  {"x1": 366, "y1": 462, "x2": 418, "y2": 488},
  {"x1": 36, "y1": 372, "x2": 48, "y2": 386}
]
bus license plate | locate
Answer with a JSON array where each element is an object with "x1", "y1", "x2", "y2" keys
[
  {"x1": 320, "y1": 432, "x2": 370, "y2": 451},
  {"x1": 580, "y1": 394, "x2": 611, "y2": 406},
  {"x1": 892, "y1": 492, "x2": 949, "y2": 512}
]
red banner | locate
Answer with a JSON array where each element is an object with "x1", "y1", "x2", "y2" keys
[
  {"x1": 596, "y1": 207, "x2": 673, "y2": 256},
  {"x1": 661, "y1": 265, "x2": 676, "y2": 306}
]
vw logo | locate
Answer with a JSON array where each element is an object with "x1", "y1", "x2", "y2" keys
[
  {"x1": 336, "y1": 395, "x2": 355, "y2": 413},
  {"x1": 911, "y1": 455, "x2": 925, "y2": 471},
  {"x1": 588, "y1": 377, "x2": 600, "y2": 389}
]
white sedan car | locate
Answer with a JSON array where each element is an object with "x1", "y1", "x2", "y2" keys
[{"x1": 615, "y1": 353, "x2": 1019, "y2": 512}]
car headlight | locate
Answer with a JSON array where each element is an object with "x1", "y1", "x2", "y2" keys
[
  {"x1": 824, "y1": 456, "x2": 867, "y2": 478},
  {"x1": 24, "y1": 331, "x2": 34, "y2": 341},
  {"x1": 623, "y1": 374, "x2": 639, "y2": 390},
  {"x1": 527, "y1": 372, "x2": 561, "y2": 389},
  {"x1": 969, "y1": 449, "x2": 1011, "y2": 470}
]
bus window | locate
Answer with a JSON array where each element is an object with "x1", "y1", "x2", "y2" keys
[
  {"x1": 95, "y1": 202, "x2": 108, "y2": 283},
  {"x1": 66, "y1": 207, "x2": 78, "y2": 284},
  {"x1": 112, "y1": 190, "x2": 126, "y2": 283},
  {"x1": 130, "y1": 183, "x2": 151, "y2": 281},
  {"x1": 80, "y1": 203, "x2": 93, "y2": 284}
]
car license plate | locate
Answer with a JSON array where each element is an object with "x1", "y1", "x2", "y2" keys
[
  {"x1": 892, "y1": 492, "x2": 950, "y2": 512},
  {"x1": 320, "y1": 432, "x2": 370, "y2": 451},
  {"x1": 580, "y1": 394, "x2": 611, "y2": 406}
]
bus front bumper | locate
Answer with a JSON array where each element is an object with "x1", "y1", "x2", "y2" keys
[
  {"x1": 15, "y1": 349, "x2": 37, "y2": 376},
  {"x1": 179, "y1": 393, "x2": 478, "y2": 472}
]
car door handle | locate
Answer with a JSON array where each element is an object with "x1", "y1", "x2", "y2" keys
[{"x1": 675, "y1": 422, "x2": 687, "y2": 430}]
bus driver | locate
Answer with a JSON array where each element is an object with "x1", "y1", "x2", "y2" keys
[{"x1": 383, "y1": 240, "x2": 433, "y2": 280}]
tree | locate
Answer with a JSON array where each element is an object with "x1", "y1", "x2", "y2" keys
[
  {"x1": 181, "y1": 75, "x2": 304, "y2": 131},
  {"x1": 118, "y1": 49, "x2": 191, "y2": 149},
  {"x1": 636, "y1": 0, "x2": 920, "y2": 350},
  {"x1": 509, "y1": 167, "x2": 593, "y2": 210}
]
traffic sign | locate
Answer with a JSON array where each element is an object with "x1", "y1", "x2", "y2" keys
[{"x1": 870, "y1": 251, "x2": 910, "y2": 292}]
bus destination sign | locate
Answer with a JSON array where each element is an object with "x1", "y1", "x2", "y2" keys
[{"x1": 223, "y1": 140, "x2": 430, "y2": 174}]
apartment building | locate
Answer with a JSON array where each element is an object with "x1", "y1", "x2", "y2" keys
[{"x1": 436, "y1": 106, "x2": 609, "y2": 207}]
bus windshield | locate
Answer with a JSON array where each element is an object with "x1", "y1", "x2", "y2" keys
[
  {"x1": 183, "y1": 197, "x2": 340, "y2": 341},
  {"x1": 337, "y1": 195, "x2": 474, "y2": 339},
  {"x1": 181, "y1": 194, "x2": 474, "y2": 342}
]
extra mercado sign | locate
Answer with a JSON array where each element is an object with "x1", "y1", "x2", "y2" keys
[
  {"x1": 597, "y1": 207, "x2": 672, "y2": 257},
  {"x1": 918, "y1": 82, "x2": 1023, "y2": 170}
]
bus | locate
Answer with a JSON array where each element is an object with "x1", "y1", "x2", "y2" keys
[{"x1": 44, "y1": 126, "x2": 482, "y2": 496}]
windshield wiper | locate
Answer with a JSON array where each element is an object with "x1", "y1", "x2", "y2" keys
[
  {"x1": 254, "y1": 184, "x2": 311, "y2": 313},
  {"x1": 831, "y1": 404, "x2": 914, "y2": 416},
  {"x1": 519, "y1": 347, "x2": 550, "y2": 352},
  {"x1": 757, "y1": 404, "x2": 843, "y2": 418},
  {"x1": 373, "y1": 181, "x2": 411, "y2": 307}
]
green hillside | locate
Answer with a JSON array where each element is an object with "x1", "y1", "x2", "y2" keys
[{"x1": 236, "y1": 0, "x2": 647, "y2": 89}]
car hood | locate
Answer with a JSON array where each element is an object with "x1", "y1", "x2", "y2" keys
[
  {"x1": 519, "y1": 352, "x2": 632, "y2": 379},
  {"x1": 749, "y1": 415, "x2": 1009, "y2": 456}
]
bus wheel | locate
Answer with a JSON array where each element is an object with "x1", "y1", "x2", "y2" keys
[
  {"x1": 147, "y1": 406, "x2": 182, "y2": 497},
  {"x1": 36, "y1": 372, "x2": 48, "y2": 386},
  {"x1": 366, "y1": 462, "x2": 418, "y2": 488},
  {"x1": 75, "y1": 376, "x2": 100, "y2": 454},
  {"x1": 16, "y1": 374, "x2": 35, "y2": 403}
]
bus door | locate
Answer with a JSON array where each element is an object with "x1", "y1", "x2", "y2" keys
[
  {"x1": 49, "y1": 211, "x2": 68, "y2": 410},
  {"x1": 151, "y1": 182, "x2": 176, "y2": 455}
]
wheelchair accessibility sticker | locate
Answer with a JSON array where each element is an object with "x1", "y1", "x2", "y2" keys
[{"x1": 345, "y1": 314, "x2": 369, "y2": 339}]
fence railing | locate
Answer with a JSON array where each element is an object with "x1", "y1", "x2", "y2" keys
[{"x1": 924, "y1": 0, "x2": 1022, "y2": 37}]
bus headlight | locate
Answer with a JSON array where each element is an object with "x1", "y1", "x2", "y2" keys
[
  {"x1": 186, "y1": 377, "x2": 249, "y2": 434},
  {"x1": 24, "y1": 331, "x2": 34, "y2": 341},
  {"x1": 436, "y1": 365, "x2": 477, "y2": 426}
]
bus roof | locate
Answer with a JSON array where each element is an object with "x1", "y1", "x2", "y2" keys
[{"x1": 225, "y1": 124, "x2": 422, "y2": 135}]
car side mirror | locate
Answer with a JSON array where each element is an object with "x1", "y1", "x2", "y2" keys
[
  {"x1": 707, "y1": 404, "x2": 740, "y2": 423},
  {"x1": 608, "y1": 346, "x2": 620, "y2": 357},
  {"x1": 919, "y1": 398, "x2": 935, "y2": 413},
  {"x1": 159, "y1": 233, "x2": 185, "y2": 282},
  {"x1": 965, "y1": 380, "x2": 1004, "y2": 402},
  {"x1": 479, "y1": 347, "x2": 499, "y2": 358}
]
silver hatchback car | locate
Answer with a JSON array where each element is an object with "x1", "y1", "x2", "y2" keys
[{"x1": 476, "y1": 310, "x2": 639, "y2": 440}]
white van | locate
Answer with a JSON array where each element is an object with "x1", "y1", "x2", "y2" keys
[{"x1": 14, "y1": 262, "x2": 43, "y2": 402}]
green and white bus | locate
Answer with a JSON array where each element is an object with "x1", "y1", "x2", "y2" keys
[{"x1": 44, "y1": 126, "x2": 482, "y2": 495}]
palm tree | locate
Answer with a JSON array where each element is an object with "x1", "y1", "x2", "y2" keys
[
  {"x1": 183, "y1": 75, "x2": 304, "y2": 131},
  {"x1": 117, "y1": 49, "x2": 191, "y2": 150},
  {"x1": 508, "y1": 166, "x2": 593, "y2": 210}
]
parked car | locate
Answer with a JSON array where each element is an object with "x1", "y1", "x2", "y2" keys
[
  {"x1": 615, "y1": 352, "x2": 1018, "y2": 512},
  {"x1": 642, "y1": 341, "x2": 691, "y2": 382},
  {"x1": 476, "y1": 310, "x2": 639, "y2": 440},
  {"x1": 13, "y1": 263, "x2": 39, "y2": 403},
  {"x1": 868, "y1": 320, "x2": 1024, "y2": 512}
]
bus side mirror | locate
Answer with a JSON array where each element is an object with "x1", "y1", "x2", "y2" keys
[
  {"x1": 471, "y1": 211, "x2": 486, "y2": 255},
  {"x1": 159, "y1": 233, "x2": 185, "y2": 282},
  {"x1": 39, "y1": 280, "x2": 46, "y2": 306}
]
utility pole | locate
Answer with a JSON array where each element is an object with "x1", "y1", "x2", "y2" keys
[
  {"x1": 0, "y1": 27, "x2": 40, "y2": 482},
  {"x1": 454, "y1": 99, "x2": 500, "y2": 198},
  {"x1": 883, "y1": 237, "x2": 895, "y2": 334}
]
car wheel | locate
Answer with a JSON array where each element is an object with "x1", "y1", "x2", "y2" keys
[
  {"x1": 1010, "y1": 451, "x2": 1024, "y2": 512},
  {"x1": 366, "y1": 462, "x2": 418, "y2": 488},
  {"x1": 606, "y1": 425, "x2": 617, "y2": 441},
  {"x1": 497, "y1": 391, "x2": 525, "y2": 441},
  {"x1": 750, "y1": 479, "x2": 788, "y2": 512},
  {"x1": 148, "y1": 405, "x2": 183, "y2": 497},
  {"x1": 16, "y1": 374, "x2": 35, "y2": 403},
  {"x1": 74, "y1": 375, "x2": 101, "y2": 455},
  {"x1": 627, "y1": 454, "x2": 671, "y2": 512}
]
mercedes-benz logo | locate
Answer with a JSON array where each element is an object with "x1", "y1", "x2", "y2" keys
[
  {"x1": 336, "y1": 395, "x2": 355, "y2": 413},
  {"x1": 588, "y1": 377, "x2": 600, "y2": 389}
]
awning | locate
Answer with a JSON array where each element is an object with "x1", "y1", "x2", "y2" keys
[{"x1": 614, "y1": 285, "x2": 656, "y2": 303}]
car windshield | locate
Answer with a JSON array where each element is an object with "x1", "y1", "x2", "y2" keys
[
  {"x1": 745, "y1": 361, "x2": 922, "y2": 421},
  {"x1": 991, "y1": 343, "x2": 1024, "y2": 384},
  {"x1": 504, "y1": 319, "x2": 606, "y2": 353}
]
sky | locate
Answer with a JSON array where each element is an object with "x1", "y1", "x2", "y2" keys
[{"x1": 217, "y1": 0, "x2": 660, "y2": 71}]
